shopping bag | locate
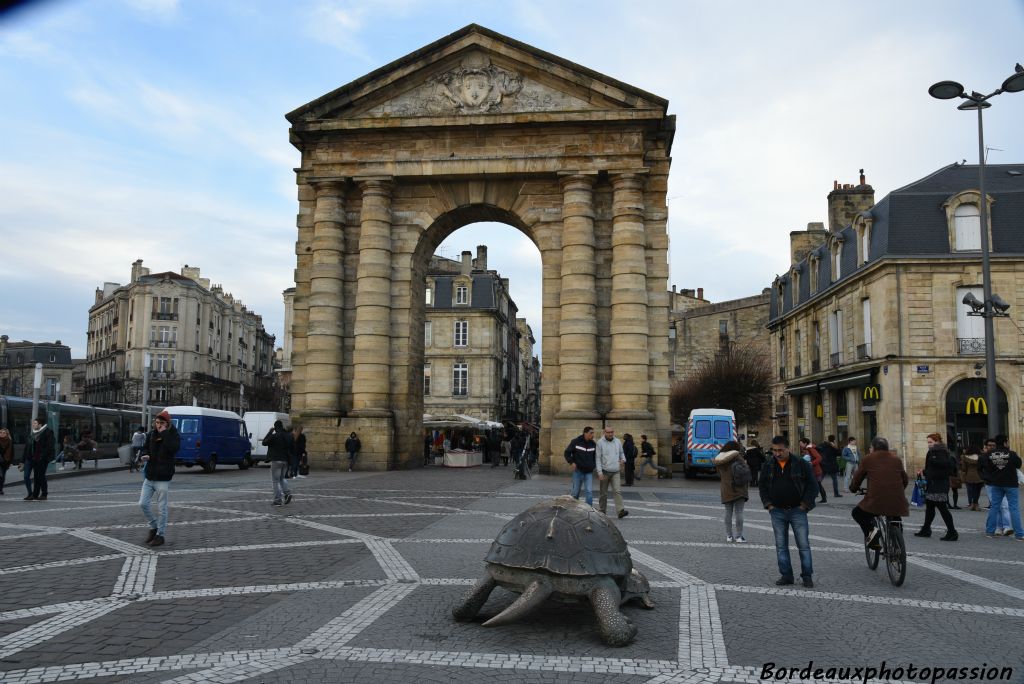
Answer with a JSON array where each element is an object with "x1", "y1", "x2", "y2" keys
[{"x1": 910, "y1": 483, "x2": 924, "y2": 507}]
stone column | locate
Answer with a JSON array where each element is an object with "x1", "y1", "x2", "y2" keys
[
  {"x1": 304, "y1": 179, "x2": 347, "y2": 414},
  {"x1": 350, "y1": 177, "x2": 394, "y2": 416},
  {"x1": 557, "y1": 173, "x2": 598, "y2": 418},
  {"x1": 609, "y1": 172, "x2": 653, "y2": 419}
]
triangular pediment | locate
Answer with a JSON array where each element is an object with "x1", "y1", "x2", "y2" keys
[{"x1": 288, "y1": 25, "x2": 667, "y2": 124}]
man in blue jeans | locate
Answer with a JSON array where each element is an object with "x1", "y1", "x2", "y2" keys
[
  {"x1": 980, "y1": 434, "x2": 1023, "y2": 540},
  {"x1": 759, "y1": 435, "x2": 818, "y2": 587},
  {"x1": 139, "y1": 410, "x2": 180, "y2": 547},
  {"x1": 564, "y1": 426, "x2": 597, "y2": 506}
]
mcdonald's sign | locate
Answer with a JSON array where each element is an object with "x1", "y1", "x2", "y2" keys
[
  {"x1": 965, "y1": 396, "x2": 988, "y2": 415},
  {"x1": 862, "y1": 384, "x2": 881, "y2": 405}
]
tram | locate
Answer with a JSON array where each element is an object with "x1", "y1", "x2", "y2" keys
[{"x1": 0, "y1": 396, "x2": 141, "y2": 461}]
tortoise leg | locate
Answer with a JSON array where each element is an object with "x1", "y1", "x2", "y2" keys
[
  {"x1": 590, "y1": 577, "x2": 637, "y2": 647},
  {"x1": 482, "y1": 578, "x2": 551, "y2": 627},
  {"x1": 452, "y1": 575, "x2": 497, "y2": 621}
]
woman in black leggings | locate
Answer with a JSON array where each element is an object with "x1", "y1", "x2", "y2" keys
[{"x1": 914, "y1": 433, "x2": 958, "y2": 541}]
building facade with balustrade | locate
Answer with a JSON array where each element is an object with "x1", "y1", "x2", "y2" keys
[
  {"x1": 84, "y1": 260, "x2": 277, "y2": 412},
  {"x1": 768, "y1": 165, "x2": 1024, "y2": 469}
]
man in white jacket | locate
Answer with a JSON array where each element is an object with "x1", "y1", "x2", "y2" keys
[{"x1": 595, "y1": 426, "x2": 629, "y2": 519}]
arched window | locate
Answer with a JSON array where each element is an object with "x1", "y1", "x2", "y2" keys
[
  {"x1": 831, "y1": 241, "x2": 842, "y2": 282},
  {"x1": 953, "y1": 204, "x2": 981, "y2": 251}
]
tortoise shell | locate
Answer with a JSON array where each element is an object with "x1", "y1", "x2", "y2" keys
[{"x1": 484, "y1": 495, "x2": 633, "y2": 577}]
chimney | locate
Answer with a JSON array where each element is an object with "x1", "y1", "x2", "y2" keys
[
  {"x1": 461, "y1": 250, "x2": 472, "y2": 275},
  {"x1": 790, "y1": 222, "x2": 829, "y2": 263},
  {"x1": 476, "y1": 245, "x2": 488, "y2": 271},
  {"x1": 697, "y1": 287, "x2": 704, "y2": 300},
  {"x1": 672, "y1": 285, "x2": 677, "y2": 294},
  {"x1": 827, "y1": 170, "x2": 874, "y2": 231},
  {"x1": 131, "y1": 259, "x2": 145, "y2": 283}
]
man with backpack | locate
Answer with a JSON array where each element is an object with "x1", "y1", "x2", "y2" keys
[
  {"x1": 263, "y1": 420, "x2": 294, "y2": 506},
  {"x1": 636, "y1": 434, "x2": 668, "y2": 480},
  {"x1": 713, "y1": 440, "x2": 750, "y2": 542},
  {"x1": 759, "y1": 435, "x2": 817, "y2": 588}
]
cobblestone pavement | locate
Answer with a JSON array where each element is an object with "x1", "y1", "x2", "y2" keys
[{"x1": 0, "y1": 465, "x2": 1021, "y2": 683}]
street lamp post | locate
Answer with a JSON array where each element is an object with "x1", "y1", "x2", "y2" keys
[{"x1": 929, "y1": 64, "x2": 1024, "y2": 438}]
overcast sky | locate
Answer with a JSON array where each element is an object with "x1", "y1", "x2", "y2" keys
[{"x1": 2, "y1": 0, "x2": 1022, "y2": 360}]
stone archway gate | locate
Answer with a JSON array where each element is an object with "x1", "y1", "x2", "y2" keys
[{"x1": 286, "y1": 24, "x2": 675, "y2": 471}]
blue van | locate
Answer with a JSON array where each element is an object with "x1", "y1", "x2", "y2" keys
[
  {"x1": 684, "y1": 409, "x2": 737, "y2": 478},
  {"x1": 165, "y1": 406, "x2": 252, "y2": 472}
]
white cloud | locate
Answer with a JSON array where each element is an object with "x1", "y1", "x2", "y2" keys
[
  {"x1": 122, "y1": 0, "x2": 180, "y2": 22},
  {"x1": 0, "y1": 30, "x2": 52, "y2": 58}
]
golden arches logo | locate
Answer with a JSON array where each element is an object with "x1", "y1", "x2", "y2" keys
[
  {"x1": 863, "y1": 385, "x2": 880, "y2": 401},
  {"x1": 965, "y1": 397, "x2": 988, "y2": 415}
]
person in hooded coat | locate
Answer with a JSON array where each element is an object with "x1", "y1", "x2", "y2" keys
[{"x1": 714, "y1": 440, "x2": 750, "y2": 543}]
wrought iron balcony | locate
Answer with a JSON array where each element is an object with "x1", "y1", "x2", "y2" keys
[
  {"x1": 811, "y1": 358, "x2": 821, "y2": 373},
  {"x1": 154, "y1": 312, "x2": 178, "y2": 321},
  {"x1": 856, "y1": 343, "x2": 872, "y2": 360},
  {"x1": 957, "y1": 337, "x2": 985, "y2": 355},
  {"x1": 793, "y1": 365, "x2": 801, "y2": 377},
  {"x1": 778, "y1": 367, "x2": 786, "y2": 381},
  {"x1": 830, "y1": 352, "x2": 842, "y2": 367},
  {"x1": 149, "y1": 340, "x2": 177, "y2": 348}
]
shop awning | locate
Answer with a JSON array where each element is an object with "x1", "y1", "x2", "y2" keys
[
  {"x1": 785, "y1": 367, "x2": 878, "y2": 395},
  {"x1": 784, "y1": 380, "x2": 820, "y2": 396},
  {"x1": 818, "y1": 367, "x2": 877, "y2": 390}
]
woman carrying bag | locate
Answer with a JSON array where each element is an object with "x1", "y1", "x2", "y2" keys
[{"x1": 914, "y1": 433, "x2": 958, "y2": 541}]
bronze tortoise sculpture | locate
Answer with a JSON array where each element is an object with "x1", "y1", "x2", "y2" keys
[{"x1": 452, "y1": 495, "x2": 653, "y2": 646}]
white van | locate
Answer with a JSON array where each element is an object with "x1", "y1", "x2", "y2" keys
[{"x1": 242, "y1": 411, "x2": 291, "y2": 464}]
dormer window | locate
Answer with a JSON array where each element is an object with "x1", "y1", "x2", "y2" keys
[
  {"x1": 809, "y1": 255, "x2": 819, "y2": 293},
  {"x1": 953, "y1": 204, "x2": 981, "y2": 251},
  {"x1": 791, "y1": 269, "x2": 801, "y2": 304},
  {"x1": 831, "y1": 240, "x2": 842, "y2": 282},
  {"x1": 455, "y1": 284, "x2": 469, "y2": 305},
  {"x1": 944, "y1": 191, "x2": 992, "y2": 253},
  {"x1": 853, "y1": 213, "x2": 873, "y2": 265}
]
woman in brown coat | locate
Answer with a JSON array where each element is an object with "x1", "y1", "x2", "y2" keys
[
  {"x1": 960, "y1": 446, "x2": 984, "y2": 511},
  {"x1": 849, "y1": 436, "x2": 909, "y2": 546},
  {"x1": 713, "y1": 440, "x2": 750, "y2": 543}
]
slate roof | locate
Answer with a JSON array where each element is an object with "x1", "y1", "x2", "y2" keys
[{"x1": 770, "y1": 163, "x2": 1024, "y2": 322}]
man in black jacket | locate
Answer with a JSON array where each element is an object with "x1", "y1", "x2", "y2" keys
[
  {"x1": 564, "y1": 427, "x2": 597, "y2": 506},
  {"x1": 139, "y1": 410, "x2": 180, "y2": 546},
  {"x1": 759, "y1": 435, "x2": 818, "y2": 587},
  {"x1": 980, "y1": 434, "x2": 1023, "y2": 540},
  {"x1": 817, "y1": 435, "x2": 843, "y2": 498},
  {"x1": 263, "y1": 420, "x2": 294, "y2": 506}
]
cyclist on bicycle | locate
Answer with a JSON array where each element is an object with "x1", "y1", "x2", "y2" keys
[
  {"x1": 130, "y1": 426, "x2": 147, "y2": 473},
  {"x1": 849, "y1": 437, "x2": 909, "y2": 549}
]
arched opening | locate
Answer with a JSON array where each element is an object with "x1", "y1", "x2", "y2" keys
[
  {"x1": 944, "y1": 377, "x2": 1008, "y2": 451},
  {"x1": 411, "y1": 209, "x2": 543, "y2": 468},
  {"x1": 285, "y1": 25, "x2": 674, "y2": 472}
]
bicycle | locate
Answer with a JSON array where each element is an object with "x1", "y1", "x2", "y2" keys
[{"x1": 858, "y1": 489, "x2": 907, "y2": 587}]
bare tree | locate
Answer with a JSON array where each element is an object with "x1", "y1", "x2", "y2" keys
[{"x1": 670, "y1": 344, "x2": 772, "y2": 427}]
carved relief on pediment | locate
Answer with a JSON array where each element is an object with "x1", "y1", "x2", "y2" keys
[{"x1": 360, "y1": 51, "x2": 592, "y2": 117}]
